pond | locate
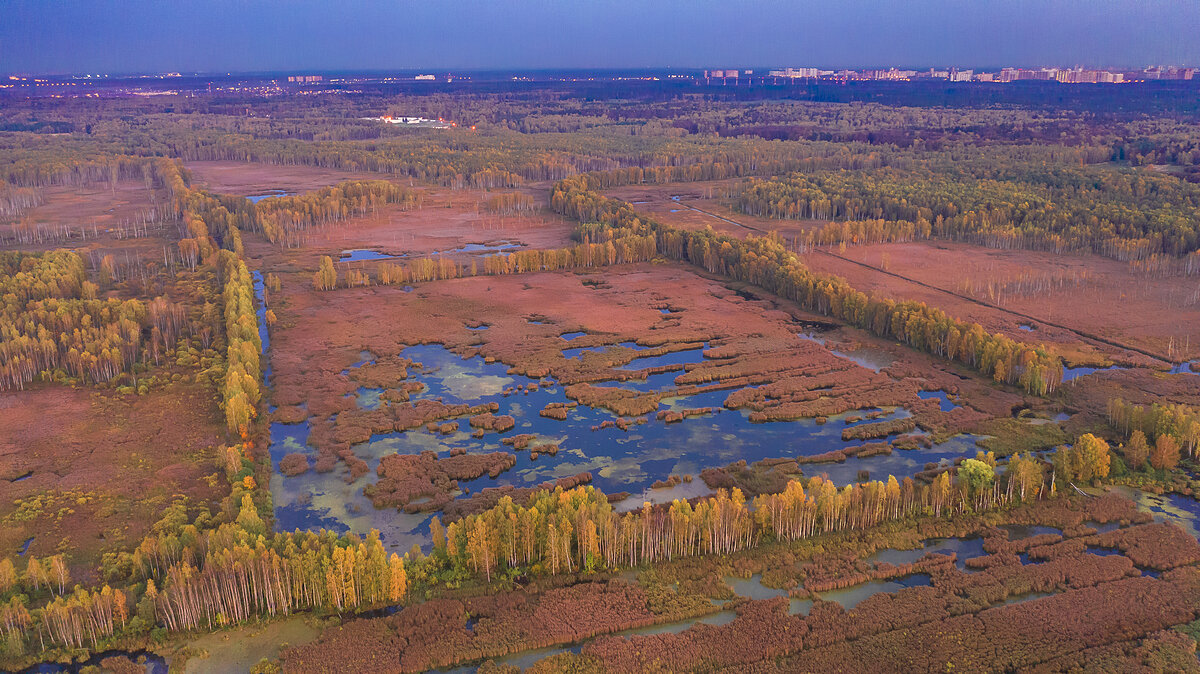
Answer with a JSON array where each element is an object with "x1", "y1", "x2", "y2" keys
[
  {"x1": 1061, "y1": 364, "x2": 1127, "y2": 382},
  {"x1": 431, "y1": 240, "x2": 524, "y2": 257},
  {"x1": 269, "y1": 341, "x2": 993, "y2": 550},
  {"x1": 1169, "y1": 360, "x2": 1199, "y2": 375},
  {"x1": 245, "y1": 189, "x2": 296, "y2": 203},
  {"x1": 815, "y1": 573, "x2": 932, "y2": 610},
  {"x1": 339, "y1": 248, "x2": 401, "y2": 262},
  {"x1": 918, "y1": 390, "x2": 960, "y2": 412},
  {"x1": 797, "y1": 332, "x2": 892, "y2": 372},
  {"x1": 726, "y1": 573, "x2": 788, "y2": 601},
  {"x1": 868, "y1": 536, "x2": 987, "y2": 571},
  {"x1": 1110, "y1": 486, "x2": 1200, "y2": 539}
]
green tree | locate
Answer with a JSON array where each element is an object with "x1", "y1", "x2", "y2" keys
[
  {"x1": 959, "y1": 459, "x2": 994, "y2": 509},
  {"x1": 235, "y1": 494, "x2": 266, "y2": 537}
]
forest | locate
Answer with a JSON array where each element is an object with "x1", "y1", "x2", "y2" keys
[{"x1": 1, "y1": 78, "x2": 1199, "y2": 672}]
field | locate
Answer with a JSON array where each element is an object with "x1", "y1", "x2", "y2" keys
[
  {"x1": 0, "y1": 178, "x2": 174, "y2": 259},
  {"x1": 185, "y1": 160, "x2": 386, "y2": 197},
  {"x1": 804, "y1": 241, "x2": 1200, "y2": 364},
  {"x1": 0, "y1": 382, "x2": 224, "y2": 580}
]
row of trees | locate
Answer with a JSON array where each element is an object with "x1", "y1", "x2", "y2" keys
[
  {"x1": 152, "y1": 502, "x2": 407, "y2": 632},
  {"x1": 1107, "y1": 398, "x2": 1200, "y2": 459},
  {"x1": 254, "y1": 180, "x2": 420, "y2": 247},
  {"x1": 0, "y1": 184, "x2": 42, "y2": 219},
  {"x1": 220, "y1": 251, "x2": 262, "y2": 437},
  {"x1": 552, "y1": 176, "x2": 1064, "y2": 395},
  {"x1": 735, "y1": 166, "x2": 1200, "y2": 259},
  {"x1": 482, "y1": 192, "x2": 537, "y2": 215},
  {"x1": 432, "y1": 456, "x2": 1046, "y2": 584},
  {"x1": 314, "y1": 234, "x2": 660, "y2": 290}
]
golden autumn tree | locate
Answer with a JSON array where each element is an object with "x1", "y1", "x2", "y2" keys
[
  {"x1": 1073, "y1": 433, "x2": 1111, "y2": 483},
  {"x1": 1124, "y1": 430, "x2": 1150, "y2": 470},
  {"x1": 388, "y1": 553, "x2": 407, "y2": 602},
  {"x1": 313, "y1": 256, "x2": 338, "y2": 290},
  {"x1": 1150, "y1": 433, "x2": 1180, "y2": 470}
]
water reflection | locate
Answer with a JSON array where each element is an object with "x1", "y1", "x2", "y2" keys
[
  {"x1": 815, "y1": 574, "x2": 932, "y2": 610},
  {"x1": 246, "y1": 189, "x2": 296, "y2": 203},
  {"x1": 266, "y1": 331, "x2": 990, "y2": 548},
  {"x1": 1109, "y1": 486, "x2": 1200, "y2": 539},
  {"x1": 868, "y1": 536, "x2": 986, "y2": 571},
  {"x1": 1062, "y1": 364, "x2": 1126, "y2": 382}
]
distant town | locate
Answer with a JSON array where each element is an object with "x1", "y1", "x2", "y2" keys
[
  {"x1": 715, "y1": 65, "x2": 1196, "y2": 84},
  {"x1": 2, "y1": 65, "x2": 1196, "y2": 99}
]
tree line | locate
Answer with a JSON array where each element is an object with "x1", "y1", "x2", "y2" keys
[
  {"x1": 219, "y1": 251, "x2": 262, "y2": 437},
  {"x1": 1107, "y1": 398, "x2": 1199, "y2": 470},
  {"x1": 253, "y1": 180, "x2": 420, "y2": 248},
  {"x1": 312, "y1": 233, "x2": 660, "y2": 290},
  {"x1": 431, "y1": 454, "x2": 1043, "y2": 585},
  {"x1": 551, "y1": 175, "x2": 1064, "y2": 395},
  {"x1": 735, "y1": 166, "x2": 1200, "y2": 260},
  {"x1": 0, "y1": 250, "x2": 201, "y2": 391}
]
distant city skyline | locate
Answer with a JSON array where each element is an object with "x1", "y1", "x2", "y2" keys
[{"x1": 3, "y1": 0, "x2": 1199, "y2": 76}]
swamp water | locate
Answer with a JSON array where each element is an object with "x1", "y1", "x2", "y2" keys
[
  {"x1": 1110, "y1": 486, "x2": 1200, "y2": 540},
  {"x1": 253, "y1": 280, "x2": 992, "y2": 552},
  {"x1": 245, "y1": 189, "x2": 296, "y2": 203},
  {"x1": 268, "y1": 342, "x2": 991, "y2": 551}
]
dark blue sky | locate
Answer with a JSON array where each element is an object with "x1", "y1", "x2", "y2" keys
[{"x1": 3, "y1": 0, "x2": 1198, "y2": 75}]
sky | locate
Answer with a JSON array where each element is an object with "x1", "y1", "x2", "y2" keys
[{"x1": 2, "y1": 0, "x2": 1199, "y2": 75}]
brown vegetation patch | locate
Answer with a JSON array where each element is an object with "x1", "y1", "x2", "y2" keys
[
  {"x1": 841, "y1": 417, "x2": 917, "y2": 441},
  {"x1": 347, "y1": 355, "x2": 412, "y2": 388},
  {"x1": 803, "y1": 241, "x2": 1200, "y2": 363},
  {"x1": 656, "y1": 408, "x2": 714, "y2": 424},
  {"x1": 0, "y1": 383, "x2": 224, "y2": 577},
  {"x1": 365, "y1": 451, "x2": 518, "y2": 513},
  {"x1": 280, "y1": 579, "x2": 714, "y2": 673},
  {"x1": 538, "y1": 401, "x2": 576, "y2": 420},
  {"x1": 796, "y1": 442, "x2": 892, "y2": 465},
  {"x1": 279, "y1": 453, "x2": 311, "y2": 477},
  {"x1": 470, "y1": 413, "x2": 516, "y2": 433}
]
